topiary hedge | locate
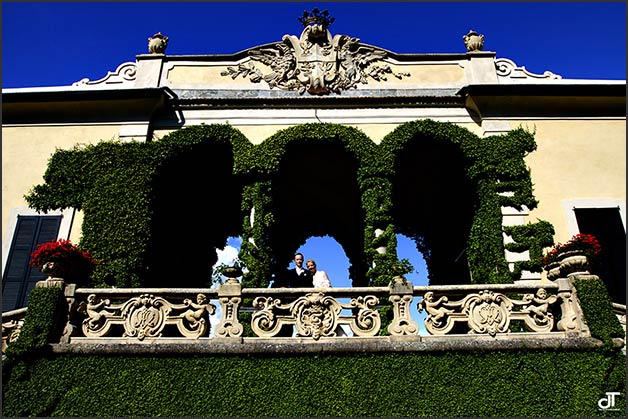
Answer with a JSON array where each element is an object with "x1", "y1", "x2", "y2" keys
[
  {"x1": 3, "y1": 274, "x2": 624, "y2": 417},
  {"x1": 25, "y1": 121, "x2": 553, "y2": 288},
  {"x1": 2, "y1": 349, "x2": 624, "y2": 417}
]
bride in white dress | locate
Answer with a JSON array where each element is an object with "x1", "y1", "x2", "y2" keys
[{"x1": 305, "y1": 259, "x2": 332, "y2": 288}]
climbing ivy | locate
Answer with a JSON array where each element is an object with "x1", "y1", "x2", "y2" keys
[{"x1": 25, "y1": 120, "x2": 552, "y2": 287}]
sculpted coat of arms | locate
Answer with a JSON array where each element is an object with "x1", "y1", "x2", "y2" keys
[{"x1": 221, "y1": 8, "x2": 410, "y2": 95}]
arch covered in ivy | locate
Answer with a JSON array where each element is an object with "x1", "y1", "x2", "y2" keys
[
  {"x1": 25, "y1": 120, "x2": 554, "y2": 288},
  {"x1": 26, "y1": 124, "x2": 253, "y2": 287},
  {"x1": 238, "y1": 123, "x2": 382, "y2": 287}
]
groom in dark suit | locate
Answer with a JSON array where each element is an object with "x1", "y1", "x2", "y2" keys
[
  {"x1": 272, "y1": 252, "x2": 314, "y2": 289},
  {"x1": 270, "y1": 252, "x2": 312, "y2": 337}
]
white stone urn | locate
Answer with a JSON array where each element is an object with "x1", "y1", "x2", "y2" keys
[
  {"x1": 222, "y1": 266, "x2": 243, "y2": 284},
  {"x1": 148, "y1": 32, "x2": 168, "y2": 54},
  {"x1": 37, "y1": 261, "x2": 65, "y2": 288},
  {"x1": 463, "y1": 30, "x2": 484, "y2": 52},
  {"x1": 546, "y1": 250, "x2": 590, "y2": 280}
]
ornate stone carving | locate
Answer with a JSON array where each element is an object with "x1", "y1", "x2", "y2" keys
[
  {"x1": 292, "y1": 292, "x2": 343, "y2": 339},
  {"x1": 417, "y1": 288, "x2": 560, "y2": 336},
  {"x1": 463, "y1": 30, "x2": 484, "y2": 52},
  {"x1": 495, "y1": 58, "x2": 562, "y2": 80},
  {"x1": 388, "y1": 294, "x2": 419, "y2": 335},
  {"x1": 251, "y1": 292, "x2": 380, "y2": 339},
  {"x1": 2, "y1": 317, "x2": 24, "y2": 353},
  {"x1": 72, "y1": 62, "x2": 137, "y2": 87},
  {"x1": 148, "y1": 32, "x2": 168, "y2": 54},
  {"x1": 77, "y1": 293, "x2": 216, "y2": 340},
  {"x1": 215, "y1": 296, "x2": 243, "y2": 338},
  {"x1": 220, "y1": 9, "x2": 409, "y2": 95}
]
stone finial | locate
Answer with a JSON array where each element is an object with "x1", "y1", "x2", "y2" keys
[
  {"x1": 463, "y1": 29, "x2": 484, "y2": 52},
  {"x1": 148, "y1": 32, "x2": 169, "y2": 54}
]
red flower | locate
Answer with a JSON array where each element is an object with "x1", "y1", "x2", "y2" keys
[
  {"x1": 29, "y1": 239, "x2": 97, "y2": 282},
  {"x1": 541, "y1": 233, "x2": 602, "y2": 266}
]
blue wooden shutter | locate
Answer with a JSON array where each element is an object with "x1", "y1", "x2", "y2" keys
[{"x1": 2, "y1": 215, "x2": 62, "y2": 311}]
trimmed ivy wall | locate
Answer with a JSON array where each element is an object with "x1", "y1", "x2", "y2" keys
[
  {"x1": 2, "y1": 285, "x2": 625, "y2": 417},
  {"x1": 26, "y1": 120, "x2": 553, "y2": 288}
]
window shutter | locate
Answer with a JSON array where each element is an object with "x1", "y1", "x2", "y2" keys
[{"x1": 2, "y1": 215, "x2": 62, "y2": 311}]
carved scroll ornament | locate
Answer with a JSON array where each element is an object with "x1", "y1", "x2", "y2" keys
[
  {"x1": 417, "y1": 288, "x2": 558, "y2": 336},
  {"x1": 77, "y1": 293, "x2": 216, "y2": 340},
  {"x1": 221, "y1": 10, "x2": 409, "y2": 95},
  {"x1": 251, "y1": 292, "x2": 380, "y2": 339},
  {"x1": 495, "y1": 58, "x2": 562, "y2": 81}
]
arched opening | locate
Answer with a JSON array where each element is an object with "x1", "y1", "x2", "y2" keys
[
  {"x1": 293, "y1": 235, "x2": 351, "y2": 288},
  {"x1": 146, "y1": 141, "x2": 243, "y2": 287},
  {"x1": 268, "y1": 139, "x2": 366, "y2": 286},
  {"x1": 396, "y1": 233, "x2": 429, "y2": 335},
  {"x1": 392, "y1": 134, "x2": 476, "y2": 285},
  {"x1": 295, "y1": 235, "x2": 353, "y2": 336}
]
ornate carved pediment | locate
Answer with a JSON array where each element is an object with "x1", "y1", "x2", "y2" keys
[{"x1": 221, "y1": 8, "x2": 410, "y2": 95}]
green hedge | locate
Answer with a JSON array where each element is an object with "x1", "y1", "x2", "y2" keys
[
  {"x1": 3, "y1": 279, "x2": 625, "y2": 417},
  {"x1": 2, "y1": 350, "x2": 625, "y2": 417},
  {"x1": 573, "y1": 276, "x2": 625, "y2": 348},
  {"x1": 25, "y1": 121, "x2": 553, "y2": 288}
]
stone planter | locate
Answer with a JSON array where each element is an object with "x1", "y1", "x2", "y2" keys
[
  {"x1": 546, "y1": 250, "x2": 590, "y2": 280},
  {"x1": 222, "y1": 266, "x2": 243, "y2": 284},
  {"x1": 37, "y1": 261, "x2": 66, "y2": 288}
]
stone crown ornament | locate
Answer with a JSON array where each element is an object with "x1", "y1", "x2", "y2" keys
[
  {"x1": 221, "y1": 9, "x2": 410, "y2": 95},
  {"x1": 298, "y1": 8, "x2": 335, "y2": 29}
]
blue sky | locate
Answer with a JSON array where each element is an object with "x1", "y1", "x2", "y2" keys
[
  {"x1": 3, "y1": 1, "x2": 625, "y2": 88},
  {"x1": 3, "y1": 2, "x2": 626, "y2": 301}
]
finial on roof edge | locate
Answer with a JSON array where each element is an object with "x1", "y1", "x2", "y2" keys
[
  {"x1": 148, "y1": 32, "x2": 169, "y2": 54},
  {"x1": 463, "y1": 29, "x2": 484, "y2": 52}
]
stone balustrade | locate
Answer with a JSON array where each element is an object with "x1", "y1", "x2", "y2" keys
[
  {"x1": 1, "y1": 307, "x2": 27, "y2": 354},
  {"x1": 2, "y1": 277, "x2": 604, "y2": 354}
]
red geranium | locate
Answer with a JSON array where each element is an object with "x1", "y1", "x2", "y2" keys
[
  {"x1": 541, "y1": 233, "x2": 602, "y2": 266},
  {"x1": 29, "y1": 239, "x2": 97, "y2": 282}
]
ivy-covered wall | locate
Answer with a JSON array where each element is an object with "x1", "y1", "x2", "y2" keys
[
  {"x1": 2, "y1": 285, "x2": 625, "y2": 417},
  {"x1": 25, "y1": 120, "x2": 554, "y2": 288}
]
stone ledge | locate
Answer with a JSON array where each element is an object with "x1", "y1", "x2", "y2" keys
[{"x1": 49, "y1": 334, "x2": 612, "y2": 356}]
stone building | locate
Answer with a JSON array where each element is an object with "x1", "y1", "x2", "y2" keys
[
  {"x1": 3, "y1": 13, "x2": 624, "y2": 310},
  {"x1": 1, "y1": 10, "x2": 625, "y2": 417}
]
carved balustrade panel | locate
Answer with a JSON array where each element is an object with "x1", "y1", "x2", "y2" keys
[
  {"x1": 2, "y1": 308, "x2": 27, "y2": 353},
  {"x1": 73, "y1": 289, "x2": 217, "y2": 341},
  {"x1": 245, "y1": 288, "x2": 386, "y2": 340},
  {"x1": 46, "y1": 280, "x2": 590, "y2": 345},
  {"x1": 416, "y1": 285, "x2": 562, "y2": 336}
]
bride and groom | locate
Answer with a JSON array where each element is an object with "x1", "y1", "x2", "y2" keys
[{"x1": 271, "y1": 252, "x2": 332, "y2": 289}]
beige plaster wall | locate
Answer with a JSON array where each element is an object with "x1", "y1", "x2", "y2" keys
[
  {"x1": 2, "y1": 125, "x2": 120, "y2": 241},
  {"x1": 165, "y1": 61, "x2": 465, "y2": 90},
  {"x1": 515, "y1": 119, "x2": 626, "y2": 242}
]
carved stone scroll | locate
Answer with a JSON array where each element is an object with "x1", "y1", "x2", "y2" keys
[
  {"x1": 388, "y1": 294, "x2": 418, "y2": 335},
  {"x1": 251, "y1": 292, "x2": 380, "y2": 340},
  {"x1": 77, "y1": 293, "x2": 216, "y2": 340},
  {"x1": 72, "y1": 62, "x2": 137, "y2": 87},
  {"x1": 215, "y1": 296, "x2": 244, "y2": 338},
  {"x1": 417, "y1": 288, "x2": 561, "y2": 336},
  {"x1": 495, "y1": 58, "x2": 562, "y2": 81},
  {"x1": 2, "y1": 317, "x2": 24, "y2": 353}
]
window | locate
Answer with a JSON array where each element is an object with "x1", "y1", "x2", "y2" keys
[
  {"x1": 574, "y1": 207, "x2": 626, "y2": 304},
  {"x1": 2, "y1": 215, "x2": 62, "y2": 311}
]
